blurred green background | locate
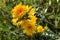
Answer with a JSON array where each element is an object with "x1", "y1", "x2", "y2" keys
[{"x1": 0, "y1": 0, "x2": 60, "y2": 40}]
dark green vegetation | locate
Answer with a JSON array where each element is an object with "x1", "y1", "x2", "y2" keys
[{"x1": 0, "y1": 0, "x2": 60, "y2": 40}]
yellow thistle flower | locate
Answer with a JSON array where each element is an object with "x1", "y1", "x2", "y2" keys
[
  {"x1": 29, "y1": 8, "x2": 36, "y2": 16},
  {"x1": 25, "y1": 5, "x2": 32, "y2": 11},
  {"x1": 37, "y1": 25, "x2": 44, "y2": 33},
  {"x1": 20, "y1": 20, "x2": 29, "y2": 28},
  {"x1": 23, "y1": 22, "x2": 35, "y2": 36},
  {"x1": 11, "y1": 18, "x2": 18, "y2": 26},
  {"x1": 20, "y1": 20, "x2": 35, "y2": 36},
  {"x1": 29, "y1": 16, "x2": 37, "y2": 24},
  {"x1": 12, "y1": 2, "x2": 32, "y2": 18}
]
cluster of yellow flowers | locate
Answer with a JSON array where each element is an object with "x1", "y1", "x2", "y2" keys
[{"x1": 11, "y1": 2, "x2": 48, "y2": 36}]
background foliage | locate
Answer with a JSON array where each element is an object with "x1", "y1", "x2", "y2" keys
[{"x1": 0, "y1": 0, "x2": 60, "y2": 40}]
